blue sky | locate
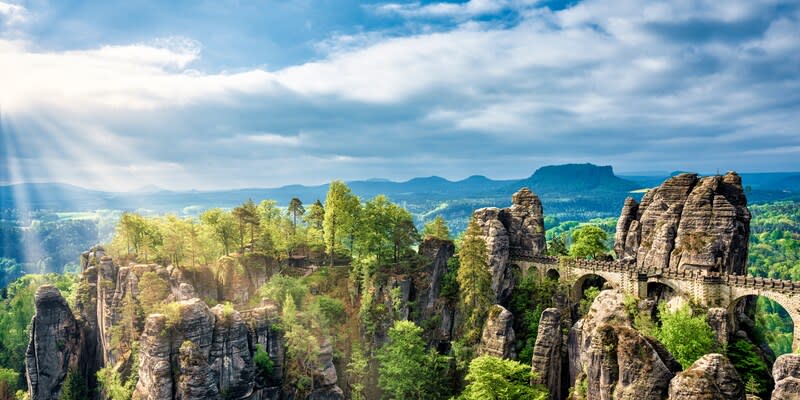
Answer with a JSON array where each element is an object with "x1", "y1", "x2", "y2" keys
[{"x1": 1, "y1": 0, "x2": 799, "y2": 190}]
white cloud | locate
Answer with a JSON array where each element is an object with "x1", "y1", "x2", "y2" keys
[
  {"x1": 1, "y1": 0, "x2": 799, "y2": 190},
  {"x1": 0, "y1": 1, "x2": 26, "y2": 25}
]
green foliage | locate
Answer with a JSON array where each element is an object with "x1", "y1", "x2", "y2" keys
[
  {"x1": 258, "y1": 274, "x2": 307, "y2": 309},
  {"x1": 509, "y1": 272, "x2": 559, "y2": 362},
  {"x1": 423, "y1": 215, "x2": 450, "y2": 241},
  {"x1": 727, "y1": 338, "x2": 771, "y2": 397},
  {"x1": 356, "y1": 195, "x2": 419, "y2": 267},
  {"x1": 439, "y1": 256, "x2": 460, "y2": 301},
  {"x1": 324, "y1": 180, "x2": 361, "y2": 265},
  {"x1": 253, "y1": 344, "x2": 274, "y2": 383},
  {"x1": 0, "y1": 368, "x2": 19, "y2": 400},
  {"x1": 97, "y1": 359, "x2": 137, "y2": 400},
  {"x1": 457, "y1": 217, "x2": 493, "y2": 344},
  {"x1": 376, "y1": 320, "x2": 449, "y2": 400},
  {"x1": 458, "y1": 356, "x2": 548, "y2": 400},
  {"x1": 578, "y1": 287, "x2": 600, "y2": 316},
  {"x1": 312, "y1": 295, "x2": 346, "y2": 325},
  {"x1": 138, "y1": 271, "x2": 170, "y2": 315},
  {"x1": 569, "y1": 225, "x2": 609, "y2": 259},
  {"x1": 547, "y1": 234, "x2": 568, "y2": 256},
  {"x1": 654, "y1": 303, "x2": 715, "y2": 369},
  {"x1": 346, "y1": 342, "x2": 369, "y2": 400},
  {"x1": 0, "y1": 274, "x2": 77, "y2": 375},
  {"x1": 58, "y1": 369, "x2": 88, "y2": 400}
]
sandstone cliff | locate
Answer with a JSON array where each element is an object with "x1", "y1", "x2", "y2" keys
[
  {"x1": 615, "y1": 172, "x2": 750, "y2": 274},
  {"x1": 473, "y1": 188, "x2": 547, "y2": 304},
  {"x1": 25, "y1": 285, "x2": 84, "y2": 400},
  {"x1": 569, "y1": 290, "x2": 681, "y2": 400}
]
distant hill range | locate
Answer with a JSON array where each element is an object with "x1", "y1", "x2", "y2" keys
[{"x1": 2, "y1": 164, "x2": 799, "y2": 227}]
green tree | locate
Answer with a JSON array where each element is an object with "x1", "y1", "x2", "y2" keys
[
  {"x1": 253, "y1": 344, "x2": 274, "y2": 384},
  {"x1": 200, "y1": 208, "x2": 236, "y2": 256},
  {"x1": 457, "y1": 217, "x2": 493, "y2": 344},
  {"x1": 0, "y1": 368, "x2": 18, "y2": 400},
  {"x1": 232, "y1": 199, "x2": 259, "y2": 253},
  {"x1": 138, "y1": 271, "x2": 170, "y2": 315},
  {"x1": 323, "y1": 181, "x2": 360, "y2": 265},
  {"x1": 570, "y1": 225, "x2": 609, "y2": 259},
  {"x1": 288, "y1": 198, "x2": 305, "y2": 230},
  {"x1": 58, "y1": 369, "x2": 88, "y2": 400},
  {"x1": 547, "y1": 233, "x2": 568, "y2": 256},
  {"x1": 377, "y1": 320, "x2": 447, "y2": 399},
  {"x1": 654, "y1": 303, "x2": 715, "y2": 368},
  {"x1": 305, "y1": 200, "x2": 325, "y2": 230},
  {"x1": 347, "y1": 342, "x2": 369, "y2": 400},
  {"x1": 459, "y1": 356, "x2": 547, "y2": 400},
  {"x1": 423, "y1": 215, "x2": 450, "y2": 240}
]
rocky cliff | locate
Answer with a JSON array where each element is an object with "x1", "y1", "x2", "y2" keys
[
  {"x1": 25, "y1": 285, "x2": 84, "y2": 400},
  {"x1": 615, "y1": 172, "x2": 750, "y2": 274},
  {"x1": 568, "y1": 290, "x2": 682, "y2": 400},
  {"x1": 26, "y1": 249, "x2": 288, "y2": 400},
  {"x1": 473, "y1": 188, "x2": 547, "y2": 304}
]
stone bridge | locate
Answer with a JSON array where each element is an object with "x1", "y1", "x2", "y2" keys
[{"x1": 514, "y1": 256, "x2": 800, "y2": 351}]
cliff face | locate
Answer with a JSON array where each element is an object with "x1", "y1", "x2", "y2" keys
[
  {"x1": 473, "y1": 188, "x2": 547, "y2": 304},
  {"x1": 615, "y1": 172, "x2": 750, "y2": 274},
  {"x1": 569, "y1": 290, "x2": 682, "y2": 400},
  {"x1": 25, "y1": 285, "x2": 83, "y2": 400},
  {"x1": 26, "y1": 249, "x2": 287, "y2": 400}
]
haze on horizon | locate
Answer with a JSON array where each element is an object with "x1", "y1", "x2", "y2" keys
[{"x1": 1, "y1": 0, "x2": 799, "y2": 191}]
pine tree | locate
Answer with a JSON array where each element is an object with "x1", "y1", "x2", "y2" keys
[
  {"x1": 456, "y1": 217, "x2": 493, "y2": 344},
  {"x1": 288, "y1": 198, "x2": 305, "y2": 230},
  {"x1": 422, "y1": 215, "x2": 450, "y2": 240}
]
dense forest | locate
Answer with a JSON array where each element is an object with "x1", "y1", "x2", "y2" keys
[{"x1": 1, "y1": 184, "x2": 799, "y2": 399}]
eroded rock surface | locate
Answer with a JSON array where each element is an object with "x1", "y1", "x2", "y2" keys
[
  {"x1": 473, "y1": 188, "x2": 546, "y2": 303},
  {"x1": 614, "y1": 172, "x2": 750, "y2": 274},
  {"x1": 570, "y1": 290, "x2": 681, "y2": 400},
  {"x1": 668, "y1": 353, "x2": 744, "y2": 400},
  {"x1": 478, "y1": 305, "x2": 516, "y2": 359},
  {"x1": 773, "y1": 354, "x2": 800, "y2": 400},
  {"x1": 25, "y1": 285, "x2": 83, "y2": 400},
  {"x1": 531, "y1": 308, "x2": 563, "y2": 400},
  {"x1": 306, "y1": 338, "x2": 344, "y2": 400}
]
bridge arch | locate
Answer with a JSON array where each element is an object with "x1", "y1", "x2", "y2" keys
[
  {"x1": 546, "y1": 268, "x2": 560, "y2": 281},
  {"x1": 571, "y1": 272, "x2": 615, "y2": 305},
  {"x1": 727, "y1": 291, "x2": 799, "y2": 353}
]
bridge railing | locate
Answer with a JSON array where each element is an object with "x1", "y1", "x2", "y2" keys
[{"x1": 521, "y1": 255, "x2": 800, "y2": 295}]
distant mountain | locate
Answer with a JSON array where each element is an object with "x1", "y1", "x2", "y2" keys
[
  {"x1": 2, "y1": 165, "x2": 798, "y2": 224},
  {"x1": 512, "y1": 163, "x2": 639, "y2": 193}
]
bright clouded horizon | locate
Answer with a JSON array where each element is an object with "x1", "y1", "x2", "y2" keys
[{"x1": 1, "y1": 0, "x2": 799, "y2": 191}]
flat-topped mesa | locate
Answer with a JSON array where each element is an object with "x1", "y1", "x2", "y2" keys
[
  {"x1": 614, "y1": 171, "x2": 751, "y2": 275},
  {"x1": 472, "y1": 188, "x2": 547, "y2": 303}
]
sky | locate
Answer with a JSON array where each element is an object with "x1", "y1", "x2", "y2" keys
[{"x1": 1, "y1": 0, "x2": 799, "y2": 191}]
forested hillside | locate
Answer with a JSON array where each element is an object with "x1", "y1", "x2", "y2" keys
[{"x1": 1, "y1": 177, "x2": 799, "y2": 399}]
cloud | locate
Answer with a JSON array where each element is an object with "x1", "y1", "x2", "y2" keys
[
  {"x1": 0, "y1": 2, "x2": 25, "y2": 25},
  {"x1": 1, "y1": 0, "x2": 799, "y2": 190},
  {"x1": 371, "y1": 0, "x2": 538, "y2": 19}
]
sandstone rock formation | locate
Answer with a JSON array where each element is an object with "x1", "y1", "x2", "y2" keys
[
  {"x1": 614, "y1": 172, "x2": 750, "y2": 274},
  {"x1": 28, "y1": 248, "x2": 288, "y2": 400},
  {"x1": 307, "y1": 338, "x2": 345, "y2": 400},
  {"x1": 473, "y1": 188, "x2": 546, "y2": 303},
  {"x1": 531, "y1": 308, "x2": 563, "y2": 400},
  {"x1": 668, "y1": 353, "x2": 744, "y2": 400},
  {"x1": 773, "y1": 354, "x2": 800, "y2": 399},
  {"x1": 706, "y1": 308, "x2": 729, "y2": 349},
  {"x1": 569, "y1": 290, "x2": 681, "y2": 400},
  {"x1": 503, "y1": 188, "x2": 548, "y2": 258},
  {"x1": 478, "y1": 305, "x2": 516, "y2": 359},
  {"x1": 25, "y1": 285, "x2": 83, "y2": 400}
]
